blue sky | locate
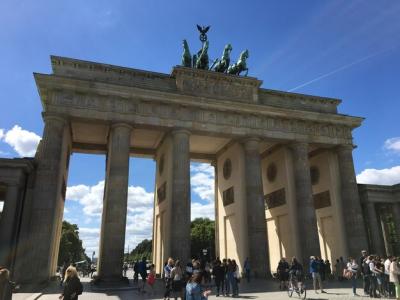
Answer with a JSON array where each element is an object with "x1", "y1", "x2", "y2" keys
[{"x1": 1, "y1": 1, "x2": 400, "y2": 255}]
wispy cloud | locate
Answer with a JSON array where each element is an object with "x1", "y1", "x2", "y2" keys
[{"x1": 288, "y1": 46, "x2": 397, "y2": 92}]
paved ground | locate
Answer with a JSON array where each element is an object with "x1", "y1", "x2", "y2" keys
[{"x1": 13, "y1": 272, "x2": 391, "y2": 300}]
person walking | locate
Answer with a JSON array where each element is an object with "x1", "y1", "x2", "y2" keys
[
  {"x1": 212, "y1": 260, "x2": 224, "y2": 296},
  {"x1": 389, "y1": 257, "x2": 400, "y2": 300},
  {"x1": 385, "y1": 256, "x2": 394, "y2": 297},
  {"x1": 59, "y1": 266, "x2": 83, "y2": 300},
  {"x1": 244, "y1": 257, "x2": 251, "y2": 283},
  {"x1": 310, "y1": 256, "x2": 325, "y2": 294},
  {"x1": 138, "y1": 257, "x2": 148, "y2": 292},
  {"x1": 277, "y1": 258, "x2": 289, "y2": 290},
  {"x1": 347, "y1": 257, "x2": 359, "y2": 296},
  {"x1": 221, "y1": 259, "x2": 228, "y2": 296}
]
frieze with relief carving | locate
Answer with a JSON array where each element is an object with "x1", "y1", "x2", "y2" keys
[{"x1": 49, "y1": 91, "x2": 353, "y2": 142}]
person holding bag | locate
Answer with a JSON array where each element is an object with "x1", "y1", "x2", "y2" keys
[{"x1": 346, "y1": 257, "x2": 359, "y2": 296}]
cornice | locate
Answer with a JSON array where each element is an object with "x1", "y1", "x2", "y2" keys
[{"x1": 34, "y1": 73, "x2": 363, "y2": 129}]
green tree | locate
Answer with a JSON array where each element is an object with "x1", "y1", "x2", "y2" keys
[
  {"x1": 58, "y1": 221, "x2": 89, "y2": 266},
  {"x1": 190, "y1": 218, "x2": 215, "y2": 260},
  {"x1": 127, "y1": 239, "x2": 152, "y2": 262}
]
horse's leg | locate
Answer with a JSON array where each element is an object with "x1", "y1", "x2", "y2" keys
[{"x1": 244, "y1": 68, "x2": 248, "y2": 76}]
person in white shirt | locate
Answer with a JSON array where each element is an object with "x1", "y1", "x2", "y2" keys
[
  {"x1": 346, "y1": 258, "x2": 359, "y2": 296},
  {"x1": 389, "y1": 257, "x2": 400, "y2": 300},
  {"x1": 385, "y1": 257, "x2": 393, "y2": 297}
]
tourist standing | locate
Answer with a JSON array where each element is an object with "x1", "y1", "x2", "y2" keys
[
  {"x1": 277, "y1": 258, "x2": 289, "y2": 290},
  {"x1": 122, "y1": 262, "x2": 128, "y2": 277},
  {"x1": 138, "y1": 257, "x2": 148, "y2": 292},
  {"x1": 185, "y1": 273, "x2": 211, "y2": 300},
  {"x1": 324, "y1": 260, "x2": 332, "y2": 280},
  {"x1": 226, "y1": 259, "x2": 233, "y2": 296},
  {"x1": 164, "y1": 258, "x2": 174, "y2": 300},
  {"x1": 244, "y1": 257, "x2": 251, "y2": 283},
  {"x1": 59, "y1": 266, "x2": 83, "y2": 300},
  {"x1": 171, "y1": 260, "x2": 184, "y2": 300},
  {"x1": 231, "y1": 259, "x2": 239, "y2": 297},
  {"x1": 0, "y1": 268, "x2": 13, "y2": 300},
  {"x1": 389, "y1": 257, "x2": 400, "y2": 300},
  {"x1": 385, "y1": 256, "x2": 394, "y2": 297},
  {"x1": 212, "y1": 260, "x2": 224, "y2": 296},
  {"x1": 133, "y1": 260, "x2": 139, "y2": 283},
  {"x1": 347, "y1": 257, "x2": 359, "y2": 296},
  {"x1": 223, "y1": 258, "x2": 231, "y2": 296},
  {"x1": 360, "y1": 250, "x2": 370, "y2": 295},
  {"x1": 146, "y1": 264, "x2": 156, "y2": 296},
  {"x1": 369, "y1": 256, "x2": 379, "y2": 298},
  {"x1": 310, "y1": 256, "x2": 324, "y2": 293}
]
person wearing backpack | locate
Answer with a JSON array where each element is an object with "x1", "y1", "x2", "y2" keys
[{"x1": 59, "y1": 266, "x2": 83, "y2": 300}]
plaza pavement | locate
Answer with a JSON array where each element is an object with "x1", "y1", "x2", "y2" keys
[{"x1": 13, "y1": 271, "x2": 382, "y2": 300}]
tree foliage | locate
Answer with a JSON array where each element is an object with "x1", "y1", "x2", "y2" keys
[
  {"x1": 58, "y1": 221, "x2": 89, "y2": 266},
  {"x1": 126, "y1": 239, "x2": 152, "y2": 262},
  {"x1": 190, "y1": 218, "x2": 215, "y2": 260}
]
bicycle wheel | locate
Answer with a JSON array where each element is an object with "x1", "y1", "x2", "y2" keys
[
  {"x1": 287, "y1": 284, "x2": 293, "y2": 297},
  {"x1": 299, "y1": 286, "x2": 306, "y2": 300}
]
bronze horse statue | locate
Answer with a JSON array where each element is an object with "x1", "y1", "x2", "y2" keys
[
  {"x1": 227, "y1": 49, "x2": 249, "y2": 76},
  {"x1": 213, "y1": 44, "x2": 232, "y2": 73},
  {"x1": 194, "y1": 40, "x2": 209, "y2": 70},
  {"x1": 181, "y1": 39, "x2": 192, "y2": 67}
]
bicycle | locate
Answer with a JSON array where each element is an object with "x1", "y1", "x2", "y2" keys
[{"x1": 287, "y1": 274, "x2": 306, "y2": 299}]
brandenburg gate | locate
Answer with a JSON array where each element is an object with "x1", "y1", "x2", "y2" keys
[{"x1": 0, "y1": 52, "x2": 373, "y2": 284}]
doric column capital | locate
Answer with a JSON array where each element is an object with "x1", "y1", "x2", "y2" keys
[
  {"x1": 110, "y1": 122, "x2": 133, "y2": 131},
  {"x1": 336, "y1": 144, "x2": 355, "y2": 154},
  {"x1": 242, "y1": 137, "x2": 261, "y2": 151},
  {"x1": 171, "y1": 128, "x2": 191, "y2": 137},
  {"x1": 42, "y1": 113, "x2": 68, "y2": 127},
  {"x1": 288, "y1": 141, "x2": 309, "y2": 155}
]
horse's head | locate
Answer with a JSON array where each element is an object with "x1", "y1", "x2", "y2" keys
[
  {"x1": 240, "y1": 49, "x2": 249, "y2": 60},
  {"x1": 183, "y1": 39, "x2": 189, "y2": 51},
  {"x1": 225, "y1": 44, "x2": 233, "y2": 53}
]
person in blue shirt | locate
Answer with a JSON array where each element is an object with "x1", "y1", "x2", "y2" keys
[{"x1": 310, "y1": 256, "x2": 325, "y2": 294}]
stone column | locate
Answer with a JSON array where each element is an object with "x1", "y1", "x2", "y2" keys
[
  {"x1": 243, "y1": 138, "x2": 269, "y2": 277},
  {"x1": 290, "y1": 142, "x2": 320, "y2": 265},
  {"x1": 337, "y1": 145, "x2": 368, "y2": 257},
  {"x1": 170, "y1": 129, "x2": 191, "y2": 263},
  {"x1": 28, "y1": 115, "x2": 68, "y2": 282},
  {"x1": 365, "y1": 202, "x2": 386, "y2": 254},
  {"x1": 393, "y1": 203, "x2": 400, "y2": 244},
  {"x1": 98, "y1": 123, "x2": 132, "y2": 283},
  {"x1": 0, "y1": 183, "x2": 20, "y2": 268}
]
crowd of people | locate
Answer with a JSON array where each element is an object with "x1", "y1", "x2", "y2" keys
[
  {"x1": 161, "y1": 257, "x2": 243, "y2": 300},
  {"x1": 276, "y1": 250, "x2": 400, "y2": 298}
]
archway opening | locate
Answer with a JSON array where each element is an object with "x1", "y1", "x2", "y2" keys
[{"x1": 190, "y1": 162, "x2": 216, "y2": 262}]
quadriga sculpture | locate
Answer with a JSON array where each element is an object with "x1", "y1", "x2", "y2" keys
[
  {"x1": 213, "y1": 44, "x2": 232, "y2": 73},
  {"x1": 227, "y1": 50, "x2": 249, "y2": 76}
]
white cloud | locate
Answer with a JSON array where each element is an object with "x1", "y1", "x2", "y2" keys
[
  {"x1": 2, "y1": 125, "x2": 41, "y2": 157},
  {"x1": 191, "y1": 163, "x2": 215, "y2": 202},
  {"x1": 65, "y1": 180, "x2": 155, "y2": 254},
  {"x1": 356, "y1": 165, "x2": 400, "y2": 185},
  {"x1": 191, "y1": 202, "x2": 215, "y2": 221},
  {"x1": 384, "y1": 137, "x2": 400, "y2": 154}
]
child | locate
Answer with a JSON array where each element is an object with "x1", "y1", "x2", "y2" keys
[{"x1": 146, "y1": 264, "x2": 156, "y2": 295}]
